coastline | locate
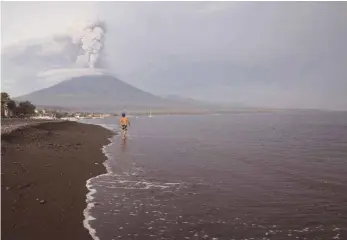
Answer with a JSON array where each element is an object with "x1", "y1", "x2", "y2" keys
[
  {"x1": 1, "y1": 121, "x2": 113, "y2": 240},
  {"x1": 83, "y1": 130, "x2": 115, "y2": 240}
]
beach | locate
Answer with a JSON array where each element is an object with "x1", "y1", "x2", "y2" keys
[
  {"x1": 2, "y1": 112, "x2": 347, "y2": 240},
  {"x1": 1, "y1": 120, "x2": 113, "y2": 240}
]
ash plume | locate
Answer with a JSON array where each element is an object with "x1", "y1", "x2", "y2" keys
[{"x1": 75, "y1": 21, "x2": 107, "y2": 68}]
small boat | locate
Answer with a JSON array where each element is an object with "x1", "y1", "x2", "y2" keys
[{"x1": 149, "y1": 109, "x2": 153, "y2": 118}]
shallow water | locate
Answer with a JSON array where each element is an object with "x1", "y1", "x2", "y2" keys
[{"x1": 83, "y1": 111, "x2": 347, "y2": 240}]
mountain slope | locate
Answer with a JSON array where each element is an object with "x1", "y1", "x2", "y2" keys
[{"x1": 15, "y1": 74, "x2": 174, "y2": 111}]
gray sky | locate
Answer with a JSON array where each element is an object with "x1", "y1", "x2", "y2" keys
[{"x1": 2, "y1": 2, "x2": 347, "y2": 110}]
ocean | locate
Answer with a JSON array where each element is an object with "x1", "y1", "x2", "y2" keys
[{"x1": 80, "y1": 111, "x2": 347, "y2": 240}]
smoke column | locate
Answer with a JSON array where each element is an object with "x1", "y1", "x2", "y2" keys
[{"x1": 75, "y1": 21, "x2": 106, "y2": 68}]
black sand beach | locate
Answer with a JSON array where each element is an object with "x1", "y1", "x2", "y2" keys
[
  {"x1": 1, "y1": 121, "x2": 113, "y2": 240},
  {"x1": 2, "y1": 112, "x2": 347, "y2": 240}
]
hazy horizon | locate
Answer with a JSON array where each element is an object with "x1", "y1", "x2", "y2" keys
[{"x1": 2, "y1": 2, "x2": 347, "y2": 111}]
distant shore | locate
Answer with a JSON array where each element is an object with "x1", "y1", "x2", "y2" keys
[{"x1": 1, "y1": 121, "x2": 113, "y2": 240}]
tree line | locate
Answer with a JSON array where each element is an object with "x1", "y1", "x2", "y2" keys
[{"x1": 1, "y1": 92, "x2": 36, "y2": 118}]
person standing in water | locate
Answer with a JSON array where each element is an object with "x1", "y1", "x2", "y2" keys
[{"x1": 120, "y1": 112, "x2": 130, "y2": 139}]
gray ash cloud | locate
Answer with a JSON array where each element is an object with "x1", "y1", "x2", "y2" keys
[{"x1": 74, "y1": 21, "x2": 107, "y2": 68}]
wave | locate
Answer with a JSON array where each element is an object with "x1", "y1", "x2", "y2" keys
[{"x1": 82, "y1": 124, "x2": 116, "y2": 240}]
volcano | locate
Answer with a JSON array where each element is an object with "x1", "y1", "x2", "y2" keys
[{"x1": 15, "y1": 69, "x2": 178, "y2": 112}]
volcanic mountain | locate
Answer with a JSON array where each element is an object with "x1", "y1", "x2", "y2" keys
[{"x1": 15, "y1": 69, "x2": 203, "y2": 112}]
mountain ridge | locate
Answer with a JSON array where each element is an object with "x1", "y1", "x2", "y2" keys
[{"x1": 14, "y1": 72, "x2": 211, "y2": 112}]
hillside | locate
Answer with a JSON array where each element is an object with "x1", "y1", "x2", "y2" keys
[{"x1": 15, "y1": 74, "x2": 175, "y2": 111}]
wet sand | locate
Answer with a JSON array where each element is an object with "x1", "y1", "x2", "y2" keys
[{"x1": 1, "y1": 121, "x2": 113, "y2": 240}]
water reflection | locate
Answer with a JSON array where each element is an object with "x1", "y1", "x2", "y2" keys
[{"x1": 121, "y1": 138, "x2": 127, "y2": 152}]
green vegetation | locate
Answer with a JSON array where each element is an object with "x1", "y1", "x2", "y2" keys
[{"x1": 1, "y1": 92, "x2": 36, "y2": 118}]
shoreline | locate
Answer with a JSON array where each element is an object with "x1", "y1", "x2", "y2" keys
[
  {"x1": 1, "y1": 121, "x2": 114, "y2": 240},
  {"x1": 83, "y1": 131, "x2": 115, "y2": 240}
]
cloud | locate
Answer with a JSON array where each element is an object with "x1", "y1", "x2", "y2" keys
[
  {"x1": 1, "y1": 2, "x2": 107, "y2": 96},
  {"x1": 1, "y1": 2, "x2": 100, "y2": 47},
  {"x1": 37, "y1": 68, "x2": 110, "y2": 84},
  {"x1": 1, "y1": 2, "x2": 347, "y2": 110},
  {"x1": 1, "y1": 35, "x2": 80, "y2": 96}
]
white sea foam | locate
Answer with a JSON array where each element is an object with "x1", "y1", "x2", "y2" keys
[
  {"x1": 82, "y1": 122, "x2": 184, "y2": 240},
  {"x1": 82, "y1": 122, "x2": 168, "y2": 239},
  {"x1": 83, "y1": 124, "x2": 116, "y2": 240},
  {"x1": 83, "y1": 177, "x2": 101, "y2": 240},
  {"x1": 96, "y1": 180, "x2": 181, "y2": 190},
  {"x1": 101, "y1": 138, "x2": 115, "y2": 174}
]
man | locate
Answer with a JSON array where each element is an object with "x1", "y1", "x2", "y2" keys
[{"x1": 120, "y1": 112, "x2": 130, "y2": 139}]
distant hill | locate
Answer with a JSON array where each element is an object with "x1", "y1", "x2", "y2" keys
[{"x1": 15, "y1": 72, "x2": 178, "y2": 112}]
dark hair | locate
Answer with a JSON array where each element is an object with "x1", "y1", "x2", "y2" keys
[{"x1": 122, "y1": 112, "x2": 126, "y2": 117}]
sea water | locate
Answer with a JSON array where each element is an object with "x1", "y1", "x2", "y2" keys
[{"x1": 82, "y1": 111, "x2": 347, "y2": 240}]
